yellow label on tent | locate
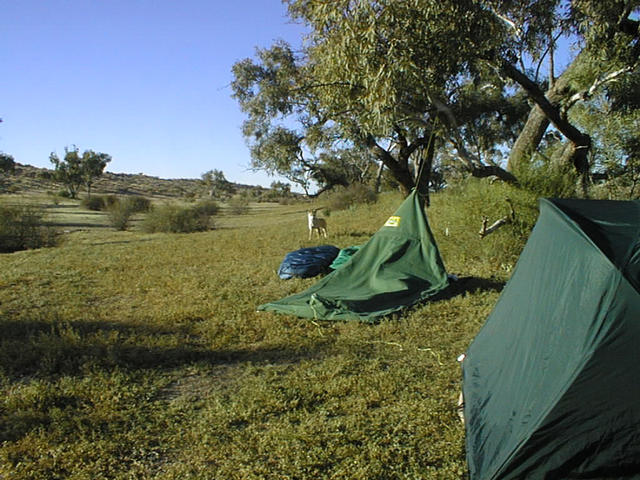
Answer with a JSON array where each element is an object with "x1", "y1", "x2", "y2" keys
[{"x1": 385, "y1": 216, "x2": 401, "y2": 227}]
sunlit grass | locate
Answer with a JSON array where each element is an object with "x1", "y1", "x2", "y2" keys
[{"x1": 0, "y1": 180, "x2": 538, "y2": 479}]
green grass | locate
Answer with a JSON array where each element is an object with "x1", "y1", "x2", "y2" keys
[{"x1": 0, "y1": 180, "x2": 538, "y2": 479}]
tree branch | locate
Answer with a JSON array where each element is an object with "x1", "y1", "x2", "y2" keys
[
  {"x1": 484, "y1": 5, "x2": 522, "y2": 36},
  {"x1": 500, "y1": 61, "x2": 590, "y2": 149},
  {"x1": 479, "y1": 198, "x2": 516, "y2": 238},
  {"x1": 563, "y1": 66, "x2": 635, "y2": 113}
]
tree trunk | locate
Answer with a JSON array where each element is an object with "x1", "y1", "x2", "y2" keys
[
  {"x1": 507, "y1": 106, "x2": 550, "y2": 172},
  {"x1": 365, "y1": 135, "x2": 414, "y2": 196},
  {"x1": 505, "y1": 51, "x2": 588, "y2": 173},
  {"x1": 374, "y1": 161, "x2": 384, "y2": 193},
  {"x1": 470, "y1": 165, "x2": 519, "y2": 183},
  {"x1": 558, "y1": 139, "x2": 592, "y2": 197}
]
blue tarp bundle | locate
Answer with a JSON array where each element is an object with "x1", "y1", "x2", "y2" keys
[{"x1": 277, "y1": 245, "x2": 340, "y2": 279}]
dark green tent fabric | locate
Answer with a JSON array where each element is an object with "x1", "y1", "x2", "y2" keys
[
  {"x1": 258, "y1": 190, "x2": 449, "y2": 322},
  {"x1": 462, "y1": 198, "x2": 640, "y2": 480}
]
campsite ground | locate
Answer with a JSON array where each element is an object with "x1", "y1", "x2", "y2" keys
[{"x1": 0, "y1": 179, "x2": 538, "y2": 479}]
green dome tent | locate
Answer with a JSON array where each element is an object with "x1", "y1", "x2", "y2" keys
[
  {"x1": 462, "y1": 198, "x2": 640, "y2": 479},
  {"x1": 258, "y1": 189, "x2": 449, "y2": 322}
]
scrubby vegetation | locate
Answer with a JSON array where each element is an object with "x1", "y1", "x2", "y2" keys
[
  {"x1": 0, "y1": 203, "x2": 58, "y2": 253},
  {"x1": 0, "y1": 178, "x2": 541, "y2": 479},
  {"x1": 141, "y1": 203, "x2": 215, "y2": 233},
  {"x1": 227, "y1": 194, "x2": 250, "y2": 215},
  {"x1": 320, "y1": 183, "x2": 378, "y2": 213}
]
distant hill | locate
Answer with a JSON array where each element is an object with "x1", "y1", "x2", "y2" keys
[{"x1": 2, "y1": 163, "x2": 266, "y2": 199}]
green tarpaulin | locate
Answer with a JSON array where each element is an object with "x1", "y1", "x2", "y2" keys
[
  {"x1": 258, "y1": 190, "x2": 449, "y2": 322},
  {"x1": 462, "y1": 198, "x2": 640, "y2": 479}
]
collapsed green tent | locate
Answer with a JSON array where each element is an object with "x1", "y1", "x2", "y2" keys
[
  {"x1": 258, "y1": 189, "x2": 449, "y2": 322},
  {"x1": 462, "y1": 198, "x2": 640, "y2": 479}
]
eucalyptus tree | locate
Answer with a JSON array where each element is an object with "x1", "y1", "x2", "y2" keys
[
  {"x1": 50, "y1": 146, "x2": 111, "y2": 198},
  {"x1": 305, "y1": 145, "x2": 381, "y2": 193},
  {"x1": 231, "y1": 41, "x2": 365, "y2": 196},
  {"x1": 231, "y1": 31, "x2": 473, "y2": 197},
  {"x1": 81, "y1": 150, "x2": 111, "y2": 198},
  {"x1": 285, "y1": 0, "x2": 639, "y2": 194},
  {"x1": 282, "y1": 0, "x2": 533, "y2": 196},
  {"x1": 571, "y1": 70, "x2": 640, "y2": 197},
  {"x1": 481, "y1": 0, "x2": 640, "y2": 192},
  {"x1": 0, "y1": 153, "x2": 15, "y2": 175},
  {"x1": 0, "y1": 153, "x2": 15, "y2": 192},
  {"x1": 202, "y1": 169, "x2": 235, "y2": 197}
]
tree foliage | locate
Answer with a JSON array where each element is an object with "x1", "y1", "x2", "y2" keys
[
  {"x1": 0, "y1": 153, "x2": 15, "y2": 175},
  {"x1": 285, "y1": 0, "x2": 639, "y2": 193},
  {"x1": 201, "y1": 169, "x2": 235, "y2": 198},
  {"x1": 232, "y1": 42, "x2": 327, "y2": 195},
  {"x1": 49, "y1": 146, "x2": 111, "y2": 198},
  {"x1": 232, "y1": 1, "x2": 639, "y2": 198},
  {"x1": 571, "y1": 70, "x2": 640, "y2": 197},
  {"x1": 0, "y1": 153, "x2": 16, "y2": 193},
  {"x1": 270, "y1": 181, "x2": 292, "y2": 197}
]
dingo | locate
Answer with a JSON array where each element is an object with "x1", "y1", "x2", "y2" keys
[{"x1": 307, "y1": 209, "x2": 327, "y2": 239}]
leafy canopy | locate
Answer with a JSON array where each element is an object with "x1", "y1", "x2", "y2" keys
[{"x1": 50, "y1": 146, "x2": 111, "y2": 198}]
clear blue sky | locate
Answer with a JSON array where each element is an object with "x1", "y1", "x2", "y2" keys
[{"x1": 1, "y1": 0, "x2": 306, "y2": 187}]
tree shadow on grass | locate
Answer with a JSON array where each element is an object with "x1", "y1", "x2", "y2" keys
[
  {"x1": 448, "y1": 275, "x2": 505, "y2": 295},
  {"x1": 47, "y1": 221, "x2": 111, "y2": 228},
  {"x1": 429, "y1": 275, "x2": 506, "y2": 304},
  {"x1": 0, "y1": 318, "x2": 331, "y2": 380},
  {"x1": 89, "y1": 238, "x2": 155, "y2": 246},
  {"x1": 0, "y1": 317, "x2": 334, "y2": 443}
]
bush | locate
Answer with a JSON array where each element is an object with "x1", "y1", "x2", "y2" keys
[
  {"x1": 82, "y1": 195, "x2": 151, "y2": 218},
  {"x1": 322, "y1": 183, "x2": 378, "y2": 211},
  {"x1": 0, "y1": 204, "x2": 58, "y2": 253},
  {"x1": 193, "y1": 199, "x2": 220, "y2": 217},
  {"x1": 82, "y1": 196, "x2": 106, "y2": 211},
  {"x1": 47, "y1": 192, "x2": 61, "y2": 206},
  {"x1": 107, "y1": 201, "x2": 134, "y2": 231},
  {"x1": 126, "y1": 196, "x2": 152, "y2": 213},
  {"x1": 513, "y1": 154, "x2": 580, "y2": 198},
  {"x1": 227, "y1": 195, "x2": 250, "y2": 215},
  {"x1": 432, "y1": 178, "x2": 538, "y2": 276},
  {"x1": 104, "y1": 195, "x2": 120, "y2": 209},
  {"x1": 141, "y1": 204, "x2": 213, "y2": 233}
]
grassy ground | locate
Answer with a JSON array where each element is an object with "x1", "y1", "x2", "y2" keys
[{"x1": 0, "y1": 180, "x2": 538, "y2": 479}]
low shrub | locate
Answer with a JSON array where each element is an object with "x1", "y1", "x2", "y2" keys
[
  {"x1": 83, "y1": 195, "x2": 151, "y2": 220},
  {"x1": 126, "y1": 196, "x2": 152, "y2": 213},
  {"x1": 322, "y1": 183, "x2": 378, "y2": 211},
  {"x1": 107, "y1": 201, "x2": 134, "y2": 231},
  {"x1": 141, "y1": 204, "x2": 213, "y2": 233},
  {"x1": 431, "y1": 178, "x2": 538, "y2": 276},
  {"x1": 227, "y1": 195, "x2": 250, "y2": 215},
  {"x1": 183, "y1": 191, "x2": 198, "y2": 201},
  {"x1": 193, "y1": 199, "x2": 220, "y2": 217},
  {"x1": 104, "y1": 195, "x2": 120, "y2": 209},
  {"x1": 513, "y1": 153, "x2": 580, "y2": 198},
  {"x1": 0, "y1": 204, "x2": 58, "y2": 253},
  {"x1": 48, "y1": 193, "x2": 60, "y2": 206},
  {"x1": 81, "y1": 196, "x2": 106, "y2": 211}
]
